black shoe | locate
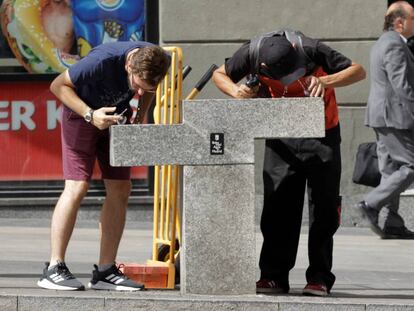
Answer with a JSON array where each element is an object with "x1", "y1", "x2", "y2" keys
[
  {"x1": 88, "y1": 264, "x2": 144, "y2": 291},
  {"x1": 37, "y1": 262, "x2": 85, "y2": 291},
  {"x1": 382, "y1": 227, "x2": 414, "y2": 239},
  {"x1": 357, "y1": 201, "x2": 383, "y2": 236}
]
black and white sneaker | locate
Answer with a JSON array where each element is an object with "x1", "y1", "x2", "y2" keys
[
  {"x1": 37, "y1": 262, "x2": 85, "y2": 291},
  {"x1": 88, "y1": 264, "x2": 144, "y2": 291}
]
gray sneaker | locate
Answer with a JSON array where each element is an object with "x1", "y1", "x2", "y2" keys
[
  {"x1": 88, "y1": 264, "x2": 144, "y2": 291},
  {"x1": 37, "y1": 262, "x2": 85, "y2": 291}
]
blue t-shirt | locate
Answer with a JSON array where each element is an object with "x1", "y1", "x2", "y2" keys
[{"x1": 68, "y1": 41, "x2": 153, "y2": 112}]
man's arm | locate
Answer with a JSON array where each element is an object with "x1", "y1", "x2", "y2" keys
[
  {"x1": 212, "y1": 65, "x2": 258, "y2": 99},
  {"x1": 306, "y1": 62, "x2": 366, "y2": 97},
  {"x1": 50, "y1": 70, "x2": 120, "y2": 129},
  {"x1": 383, "y1": 42, "x2": 414, "y2": 108},
  {"x1": 319, "y1": 62, "x2": 366, "y2": 88}
]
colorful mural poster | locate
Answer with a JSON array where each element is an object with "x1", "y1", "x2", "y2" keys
[{"x1": 0, "y1": 0, "x2": 145, "y2": 73}]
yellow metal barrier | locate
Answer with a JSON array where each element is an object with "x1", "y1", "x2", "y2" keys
[
  {"x1": 148, "y1": 46, "x2": 183, "y2": 289},
  {"x1": 148, "y1": 50, "x2": 218, "y2": 288}
]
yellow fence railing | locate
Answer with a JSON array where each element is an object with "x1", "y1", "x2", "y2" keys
[
  {"x1": 148, "y1": 47, "x2": 218, "y2": 288},
  {"x1": 147, "y1": 46, "x2": 183, "y2": 289}
]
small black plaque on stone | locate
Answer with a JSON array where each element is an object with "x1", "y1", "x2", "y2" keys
[{"x1": 210, "y1": 133, "x2": 224, "y2": 155}]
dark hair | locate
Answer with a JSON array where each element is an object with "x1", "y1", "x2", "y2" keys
[
  {"x1": 384, "y1": 7, "x2": 409, "y2": 31},
  {"x1": 129, "y1": 46, "x2": 171, "y2": 86}
]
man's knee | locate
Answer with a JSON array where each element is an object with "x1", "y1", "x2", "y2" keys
[
  {"x1": 62, "y1": 180, "x2": 90, "y2": 201},
  {"x1": 105, "y1": 180, "x2": 132, "y2": 202},
  {"x1": 401, "y1": 165, "x2": 414, "y2": 179}
]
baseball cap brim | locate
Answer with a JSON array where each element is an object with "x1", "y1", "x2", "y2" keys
[{"x1": 279, "y1": 67, "x2": 306, "y2": 86}]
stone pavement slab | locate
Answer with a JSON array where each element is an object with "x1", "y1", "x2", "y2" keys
[{"x1": 0, "y1": 219, "x2": 412, "y2": 310}]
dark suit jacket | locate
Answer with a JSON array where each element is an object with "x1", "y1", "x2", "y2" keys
[{"x1": 365, "y1": 31, "x2": 414, "y2": 129}]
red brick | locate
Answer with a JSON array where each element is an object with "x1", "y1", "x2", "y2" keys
[{"x1": 118, "y1": 263, "x2": 169, "y2": 289}]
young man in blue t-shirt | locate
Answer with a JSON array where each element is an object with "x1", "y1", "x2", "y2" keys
[{"x1": 37, "y1": 42, "x2": 170, "y2": 291}]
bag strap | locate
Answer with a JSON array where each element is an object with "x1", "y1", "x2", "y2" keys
[
  {"x1": 249, "y1": 30, "x2": 280, "y2": 75},
  {"x1": 284, "y1": 29, "x2": 314, "y2": 67}
]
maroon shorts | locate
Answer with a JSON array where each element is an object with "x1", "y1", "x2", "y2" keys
[{"x1": 61, "y1": 105, "x2": 130, "y2": 181}]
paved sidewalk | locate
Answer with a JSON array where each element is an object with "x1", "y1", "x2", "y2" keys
[{"x1": 0, "y1": 218, "x2": 413, "y2": 310}]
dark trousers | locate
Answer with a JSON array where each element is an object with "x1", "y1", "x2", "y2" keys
[{"x1": 259, "y1": 138, "x2": 341, "y2": 292}]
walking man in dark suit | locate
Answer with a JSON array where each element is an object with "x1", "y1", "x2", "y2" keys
[{"x1": 359, "y1": 1, "x2": 414, "y2": 239}]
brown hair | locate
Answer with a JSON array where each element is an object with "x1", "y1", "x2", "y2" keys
[{"x1": 129, "y1": 46, "x2": 171, "y2": 86}]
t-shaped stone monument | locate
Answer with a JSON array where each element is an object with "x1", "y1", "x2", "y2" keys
[{"x1": 110, "y1": 98, "x2": 324, "y2": 295}]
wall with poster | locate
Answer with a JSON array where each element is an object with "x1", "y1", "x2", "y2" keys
[
  {"x1": 0, "y1": 0, "x2": 145, "y2": 73},
  {"x1": 0, "y1": 79, "x2": 147, "y2": 182},
  {"x1": 0, "y1": 0, "x2": 149, "y2": 188}
]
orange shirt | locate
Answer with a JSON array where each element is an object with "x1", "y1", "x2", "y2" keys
[{"x1": 259, "y1": 67, "x2": 339, "y2": 130}]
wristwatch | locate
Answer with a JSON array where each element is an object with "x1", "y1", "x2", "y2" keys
[{"x1": 84, "y1": 109, "x2": 94, "y2": 123}]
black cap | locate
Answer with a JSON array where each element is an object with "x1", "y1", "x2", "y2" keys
[{"x1": 258, "y1": 36, "x2": 306, "y2": 85}]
